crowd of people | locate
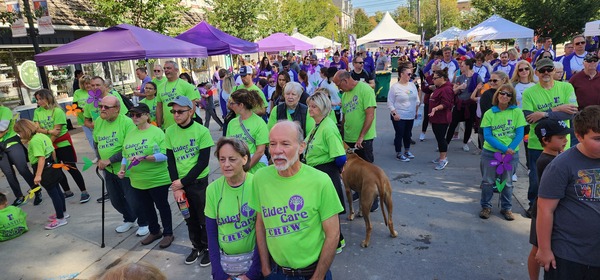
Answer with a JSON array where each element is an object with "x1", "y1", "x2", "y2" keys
[{"x1": 1, "y1": 32, "x2": 599, "y2": 279}]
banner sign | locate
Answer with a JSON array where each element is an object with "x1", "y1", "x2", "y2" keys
[
  {"x1": 34, "y1": 0, "x2": 54, "y2": 35},
  {"x1": 6, "y1": 1, "x2": 26, "y2": 38}
]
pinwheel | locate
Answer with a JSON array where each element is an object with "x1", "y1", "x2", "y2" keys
[
  {"x1": 87, "y1": 89, "x2": 102, "y2": 108},
  {"x1": 52, "y1": 163, "x2": 75, "y2": 171},
  {"x1": 490, "y1": 152, "x2": 513, "y2": 192},
  {"x1": 22, "y1": 186, "x2": 41, "y2": 203},
  {"x1": 65, "y1": 104, "x2": 82, "y2": 116}
]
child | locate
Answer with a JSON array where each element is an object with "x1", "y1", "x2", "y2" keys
[
  {"x1": 536, "y1": 105, "x2": 600, "y2": 279},
  {"x1": 0, "y1": 192, "x2": 28, "y2": 241},
  {"x1": 527, "y1": 118, "x2": 572, "y2": 280},
  {"x1": 13, "y1": 119, "x2": 68, "y2": 230}
]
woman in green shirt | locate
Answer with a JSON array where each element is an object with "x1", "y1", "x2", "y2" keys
[
  {"x1": 72, "y1": 75, "x2": 95, "y2": 151},
  {"x1": 138, "y1": 81, "x2": 158, "y2": 124},
  {"x1": 33, "y1": 89, "x2": 89, "y2": 203}
]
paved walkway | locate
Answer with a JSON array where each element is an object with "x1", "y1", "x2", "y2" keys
[{"x1": 0, "y1": 103, "x2": 534, "y2": 280}]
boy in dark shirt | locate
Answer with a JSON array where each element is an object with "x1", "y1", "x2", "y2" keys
[{"x1": 527, "y1": 118, "x2": 572, "y2": 280}]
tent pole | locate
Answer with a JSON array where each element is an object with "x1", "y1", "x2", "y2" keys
[{"x1": 119, "y1": 61, "x2": 126, "y2": 95}]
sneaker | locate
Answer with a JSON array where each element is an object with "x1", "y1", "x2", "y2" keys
[
  {"x1": 45, "y1": 218, "x2": 68, "y2": 230},
  {"x1": 512, "y1": 174, "x2": 518, "y2": 182},
  {"x1": 404, "y1": 151, "x2": 415, "y2": 159},
  {"x1": 479, "y1": 208, "x2": 491, "y2": 219},
  {"x1": 115, "y1": 222, "x2": 135, "y2": 233},
  {"x1": 370, "y1": 197, "x2": 379, "y2": 212},
  {"x1": 336, "y1": 238, "x2": 346, "y2": 254},
  {"x1": 141, "y1": 231, "x2": 162, "y2": 245},
  {"x1": 48, "y1": 213, "x2": 70, "y2": 222},
  {"x1": 432, "y1": 158, "x2": 440, "y2": 164},
  {"x1": 501, "y1": 209, "x2": 515, "y2": 221},
  {"x1": 462, "y1": 144, "x2": 470, "y2": 152},
  {"x1": 525, "y1": 207, "x2": 532, "y2": 219},
  {"x1": 434, "y1": 159, "x2": 448, "y2": 170},
  {"x1": 199, "y1": 249, "x2": 211, "y2": 267},
  {"x1": 96, "y1": 192, "x2": 109, "y2": 203},
  {"x1": 33, "y1": 192, "x2": 43, "y2": 206},
  {"x1": 352, "y1": 192, "x2": 359, "y2": 202},
  {"x1": 185, "y1": 249, "x2": 200, "y2": 265},
  {"x1": 396, "y1": 153, "x2": 410, "y2": 162},
  {"x1": 80, "y1": 192, "x2": 91, "y2": 204},
  {"x1": 419, "y1": 133, "x2": 426, "y2": 141},
  {"x1": 136, "y1": 226, "x2": 150, "y2": 236},
  {"x1": 159, "y1": 235, "x2": 174, "y2": 249},
  {"x1": 12, "y1": 196, "x2": 25, "y2": 207},
  {"x1": 64, "y1": 191, "x2": 74, "y2": 199}
]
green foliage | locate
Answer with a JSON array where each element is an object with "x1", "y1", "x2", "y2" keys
[
  {"x1": 80, "y1": 0, "x2": 185, "y2": 33},
  {"x1": 392, "y1": 6, "x2": 418, "y2": 34},
  {"x1": 382, "y1": 0, "x2": 460, "y2": 40},
  {"x1": 352, "y1": 8, "x2": 373, "y2": 38},
  {"x1": 204, "y1": 0, "x2": 266, "y2": 41}
]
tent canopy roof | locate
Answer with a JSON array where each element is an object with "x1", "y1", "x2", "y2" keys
[
  {"x1": 357, "y1": 12, "x2": 420, "y2": 46},
  {"x1": 257, "y1": 33, "x2": 314, "y2": 52},
  {"x1": 176, "y1": 21, "x2": 258, "y2": 56},
  {"x1": 429, "y1": 27, "x2": 463, "y2": 43},
  {"x1": 311, "y1": 36, "x2": 341, "y2": 49},
  {"x1": 35, "y1": 24, "x2": 208, "y2": 66},
  {"x1": 459, "y1": 15, "x2": 533, "y2": 41},
  {"x1": 584, "y1": 20, "x2": 600, "y2": 37},
  {"x1": 290, "y1": 32, "x2": 317, "y2": 49}
]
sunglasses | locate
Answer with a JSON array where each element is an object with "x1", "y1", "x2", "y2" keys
[
  {"x1": 170, "y1": 109, "x2": 191, "y2": 115},
  {"x1": 354, "y1": 62, "x2": 364, "y2": 64},
  {"x1": 585, "y1": 58, "x2": 599, "y2": 63},
  {"x1": 574, "y1": 41, "x2": 586, "y2": 46},
  {"x1": 538, "y1": 67, "x2": 555, "y2": 74},
  {"x1": 99, "y1": 105, "x2": 116, "y2": 110},
  {"x1": 498, "y1": 91, "x2": 513, "y2": 97},
  {"x1": 489, "y1": 79, "x2": 500, "y2": 83},
  {"x1": 128, "y1": 112, "x2": 145, "y2": 118},
  {"x1": 153, "y1": 70, "x2": 162, "y2": 72},
  {"x1": 518, "y1": 68, "x2": 530, "y2": 72}
]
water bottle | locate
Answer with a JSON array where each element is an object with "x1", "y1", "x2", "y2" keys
[
  {"x1": 178, "y1": 194, "x2": 190, "y2": 219},
  {"x1": 153, "y1": 144, "x2": 160, "y2": 154}
]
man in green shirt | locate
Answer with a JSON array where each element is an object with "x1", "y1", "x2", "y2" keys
[
  {"x1": 232, "y1": 65, "x2": 267, "y2": 116},
  {"x1": 156, "y1": 61, "x2": 201, "y2": 130},
  {"x1": 94, "y1": 96, "x2": 148, "y2": 236},
  {"x1": 152, "y1": 64, "x2": 167, "y2": 90},
  {"x1": 251, "y1": 121, "x2": 342, "y2": 279}
]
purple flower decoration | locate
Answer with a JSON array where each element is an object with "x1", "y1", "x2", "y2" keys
[
  {"x1": 87, "y1": 89, "x2": 102, "y2": 108},
  {"x1": 490, "y1": 152, "x2": 513, "y2": 175},
  {"x1": 127, "y1": 156, "x2": 146, "y2": 170},
  {"x1": 308, "y1": 65, "x2": 316, "y2": 75}
]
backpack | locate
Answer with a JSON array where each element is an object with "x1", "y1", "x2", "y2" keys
[{"x1": 276, "y1": 103, "x2": 308, "y2": 138}]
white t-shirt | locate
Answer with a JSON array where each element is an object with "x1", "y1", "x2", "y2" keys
[
  {"x1": 387, "y1": 82, "x2": 420, "y2": 120},
  {"x1": 569, "y1": 52, "x2": 587, "y2": 74},
  {"x1": 513, "y1": 82, "x2": 536, "y2": 108},
  {"x1": 318, "y1": 81, "x2": 341, "y2": 108}
]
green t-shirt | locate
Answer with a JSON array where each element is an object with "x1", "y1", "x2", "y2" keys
[
  {"x1": 249, "y1": 165, "x2": 343, "y2": 269},
  {"x1": 522, "y1": 81, "x2": 578, "y2": 150},
  {"x1": 139, "y1": 97, "x2": 158, "y2": 123},
  {"x1": 0, "y1": 106, "x2": 17, "y2": 147},
  {"x1": 233, "y1": 84, "x2": 268, "y2": 109},
  {"x1": 0, "y1": 206, "x2": 28, "y2": 242},
  {"x1": 27, "y1": 133, "x2": 54, "y2": 164},
  {"x1": 93, "y1": 114, "x2": 135, "y2": 174},
  {"x1": 267, "y1": 105, "x2": 316, "y2": 134},
  {"x1": 122, "y1": 125, "x2": 171, "y2": 189},
  {"x1": 72, "y1": 89, "x2": 89, "y2": 125},
  {"x1": 205, "y1": 174, "x2": 257, "y2": 255},
  {"x1": 152, "y1": 76, "x2": 167, "y2": 90},
  {"x1": 304, "y1": 117, "x2": 345, "y2": 166},
  {"x1": 226, "y1": 114, "x2": 269, "y2": 174},
  {"x1": 82, "y1": 94, "x2": 127, "y2": 122},
  {"x1": 165, "y1": 121, "x2": 214, "y2": 180},
  {"x1": 481, "y1": 106, "x2": 528, "y2": 153},
  {"x1": 341, "y1": 82, "x2": 377, "y2": 142},
  {"x1": 33, "y1": 107, "x2": 69, "y2": 148},
  {"x1": 156, "y1": 78, "x2": 201, "y2": 130}
]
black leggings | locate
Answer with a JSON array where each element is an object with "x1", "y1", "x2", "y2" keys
[
  {"x1": 55, "y1": 145, "x2": 87, "y2": 192},
  {"x1": 0, "y1": 143, "x2": 35, "y2": 198},
  {"x1": 432, "y1": 123, "x2": 449, "y2": 153},
  {"x1": 445, "y1": 103, "x2": 477, "y2": 144},
  {"x1": 422, "y1": 103, "x2": 430, "y2": 133}
]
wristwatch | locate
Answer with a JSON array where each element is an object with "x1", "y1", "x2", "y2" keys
[{"x1": 544, "y1": 112, "x2": 549, "y2": 118}]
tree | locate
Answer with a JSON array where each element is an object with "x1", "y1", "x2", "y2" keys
[
  {"x1": 352, "y1": 8, "x2": 373, "y2": 38},
  {"x1": 420, "y1": 0, "x2": 461, "y2": 39},
  {"x1": 392, "y1": 6, "x2": 418, "y2": 34},
  {"x1": 80, "y1": 0, "x2": 185, "y2": 34},
  {"x1": 203, "y1": 0, "x2": 266, "y2": 41}
]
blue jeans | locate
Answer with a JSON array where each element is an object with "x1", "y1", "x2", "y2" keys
[
  {"x1": 527, "y1": 148, "x2": 543, "y2": 206},
  {"x1": 104, "y1": 171, "x2": 146, "y2": 225},
  {"x1": 46, "y1": 182, "x2": 66, "y2": 219},
  {"x1": 390, "y1": 116, "x2": 414, "y2": 153},
  {"x1": 480, "y1": 149, "x2": 519, "y2": 210},
  {"x1": 130, "y1": 184, "x2": 172, "y2": 235},
  {"x1": 82, "y1": 126, "x2": 95, "y2": 152},
  {"x1": 266, "y1": 266, "x2": 332, "y2": 280}
]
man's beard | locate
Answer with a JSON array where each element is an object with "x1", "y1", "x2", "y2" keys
[{"x1": 273, "y1": 148, "x2": 300, "y2": 171}]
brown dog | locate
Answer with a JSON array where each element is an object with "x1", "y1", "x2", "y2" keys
[{"x1": 341, "y1": 147, "x2": 398, "y2": 247}]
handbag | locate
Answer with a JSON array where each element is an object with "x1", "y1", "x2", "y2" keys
[{"x1": 220, "y1": 250, "x2": 254, "y2": 276}]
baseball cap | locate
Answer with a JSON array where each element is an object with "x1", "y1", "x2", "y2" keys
[
  {"x1": 584, "y1": 52, "x2": 599, "y2": 62},
  {"x1": 310, "y1": 54, "x2": 318, "y2": 60},
  {"x1": 457, "y1": 55, "x2": 469, "y2": 61},
  {"x1": 128, "y1": 103, "x2": 150, "y2": 114},
  {"x1": 522, "y1": 48, "x2": 529, "y2": 54},
  {"x1": 535, "y1": 58, "x2": 554, "y2": 70},
  {"x1": 239, "y1": 65, "x2": 253, "y2": 77},
  {"x1": 0, "y1": 120, "x2": 9, "y2": 131},
  {"x1": 167, "y1": 95, "x2": 194, "y2": 109},
  {"x1": 534, "y1": 118, "x2": 573, "y2": 140}
]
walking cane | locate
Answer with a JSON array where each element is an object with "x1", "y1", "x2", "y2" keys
[{"x1": 95, "y1": 166, "x2": 106, "y2": 248}]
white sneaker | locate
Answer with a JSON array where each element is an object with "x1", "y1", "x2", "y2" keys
[
  {"x1": 136, "y1": 225, "x2": 149, "y2": 236},
  {"x1": 512, "y1": 174, "x2": 518, "y2": 182},
  {"x1": 115, "y1": 222, "x2": 135, "y2": 233},
  {"x1": 419, "y1": 133, "x2": 426, "y2": 141},
  {"x1": 435, "y1": 159, "x2": 449, "y2": 170},
  {"x1": 462, "y1": 144, "x2": 470, "y2": 152}
]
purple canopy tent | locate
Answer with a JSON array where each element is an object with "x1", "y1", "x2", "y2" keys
[
  {"x1": 257, "y1": 33, "x2": 314, "y2": 52},
  {"x1": 176, "y1": 21, "x2": 258, "y2": 56},
  {"x1": 34, "y1": 24, "x2": 208, "y2": 66}
]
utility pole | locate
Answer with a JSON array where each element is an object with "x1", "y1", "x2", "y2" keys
[
  {"x1": 436, "y1": 0, "x2": 441, "y2": 35},
  {"x1": 22, "y1": 0, "x2": 49, "y2": 89},
  {"x1": 417, "y1": 0, "x2": 421, "y2": 28}
]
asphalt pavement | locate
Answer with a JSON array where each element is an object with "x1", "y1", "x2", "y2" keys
[{"x1": 0, "y1": 87, "x2": 534, "y2": 280}]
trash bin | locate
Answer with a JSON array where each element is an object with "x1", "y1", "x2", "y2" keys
[
  {"x1": 391, "y1": 57, "x2": 399, "y2": 72},
  {"x1": 375, "y1": 71, "x2": 392, "y2": 102}
]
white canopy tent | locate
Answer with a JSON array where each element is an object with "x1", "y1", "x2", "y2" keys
[
  {"x1": 429, "y1": 27, "x2": 462, "y2": 43},
  {"x1": 459, "y1": 15, "x2": 533, "y2": 41},
  {"x1": 311, "y1": 35, "x2": 341, "y2": 49},
  {"x1": 584, "y1": 20, "x2": 600, "y2": 37},
  {"x1": 357, "y1": 12, "x2": 420, "y2": 46},
  {"x1": 290, "y1": 32, "x2": 317, "y2": 49}
]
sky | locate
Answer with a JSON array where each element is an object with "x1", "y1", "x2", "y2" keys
[{"x1": 352, "y1": 0, "x2": 408, "y2": 15}]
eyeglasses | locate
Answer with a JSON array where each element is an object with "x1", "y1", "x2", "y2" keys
[
  {"x1": 489, "y1": 79, "x2": 499, "y2": 83},
  {"x1": 99, "y1": 105, "x2": 117, "y2": 110},
  {"x1": 574, "y1": 41, "x2": 586, "y2": 46},
  {"x1": 498, "y1": 91, "x2": 513, "y2": 97},
  {"x1": 404, "y1": 72, "x2": 413, "y2": 76},
  {"x1": 518, "y1": 68, "x2": 530, "y2": 72},
  {"x1": 432, "y1": 76, "x2": 442, "y2": 80},
  {"x1": 354, "y1": 61, "x2": 364, "y2": 64},
  {"x1": 170, "y1": 109, "x2": 191, "y2": 115},
  {"x1": 268, "y1": 80, "x2": 275, "y2": 83},
  {"x1": 144, "y1": 87, "x2": 156, "y2": 91},
  {"x1": 538, "y1": 67, "x2": 555, "y2": 74},
  {"x1": 128, "y1": 112, "x2": 145, "y2": 118}
]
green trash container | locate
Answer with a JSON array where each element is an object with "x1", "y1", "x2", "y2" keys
[
  {"x1": 391, "y1": 57, "x2": 399, "y2": 72},
  {"x1": 375, "y1": 72, "x2": 392, "y2": 102}
]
